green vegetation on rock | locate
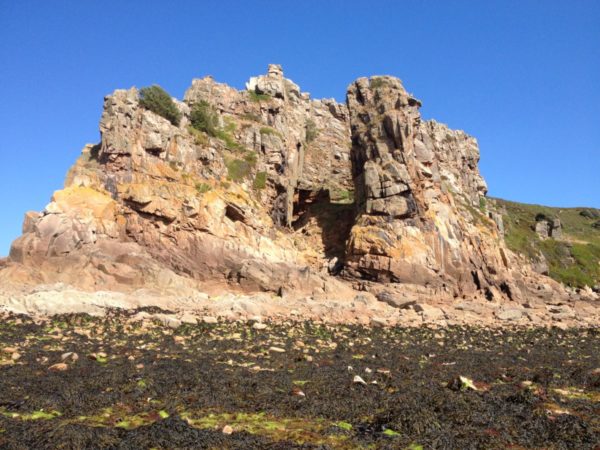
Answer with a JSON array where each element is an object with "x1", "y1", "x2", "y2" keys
[
  {"x1": 253, "y1": 171, "x2": 267, "y2": 190},
  {"x1": 190, "y1": 101, "x2": 218, "y2": 136},
  {"x1": 259, "y1": 126, "x2": 281, "y2": 137},
  {"x1": 496, "y1": 198, "x2": 600, "y2": 288},
  {"x1": 226, "y1": 157, "x2": 255, "y2": 181},
  {"x1": 305, "y1": 119, "x2": 318, "y2": 143},
  {"x1": 139, "y1": 85, "x2": 182, "y2": 126},
  {"x1": 195, "y1": 182, "x2": 211, "y2": 194},
  {"x1": 248, "y1": 91, "x2": 271, "y2": 102},
  {"x1": 370, "y1": 77, "x2": 390, "y2": 89},
  {"x1": 188, "y1": 126, "x2": 209, "y2": 146}
]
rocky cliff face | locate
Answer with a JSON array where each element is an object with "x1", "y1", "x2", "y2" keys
[{"x1": 2, "y1": 65, "x2": 580, "y2": 309}]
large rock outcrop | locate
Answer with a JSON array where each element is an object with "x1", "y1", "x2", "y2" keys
[
  {"x1": 345, "y1": 76, "x2": 512, "y2": 301},
  {"x1": 2, "y1": 65, "x2": 581, "y2": 310}
]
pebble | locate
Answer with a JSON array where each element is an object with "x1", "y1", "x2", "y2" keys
[
  {"x1": 252, "y1": 322, "x2": 268, "y2": 330},
  {"x1": 268, "y1": 346, "x2": 285, "y2": 353},
  {"x1": 370, "y1": 317, "x2": 387, "y2": 327},
  {"x1": 180, "y1": 314, "x2": 198, "y2": 325},
  {"x1": 11, "y1": 352, "x2": 21, "y2": 361},
  {"x1": 61, "y1": 352, "x2": 79, "y2": 362},
  {"x1": 353, "y1": 375, "x2": 367, "y2": 385},
  {"x1": 291, "y1": 387, "x2": 306, "y2": 397},
  {"x1": 2, "y1": 347, "x2": 17, "y2": 354},
  {"x1": 202, "y1": 316, "x2": 218, "y2": 324},
  {"x1": 48, "y1": 363, "x2": 68, "y2": 372},
  {"x1": 222, "y1": 425, "x2": 233, "y2": 435}
]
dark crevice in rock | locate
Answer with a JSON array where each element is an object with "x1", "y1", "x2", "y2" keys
[
  {"x1": 500, "y1": 281, "x2": 513, "y2": 301},
  {"x1": 145, "y1": 147, "x2": 163, "y2": 157},
  {"x1": 225, "y1": 204, "x2": 246, "y2": 223},
  {"x1": 291, "y1": 188, "x2": 355, "y2": 264}
]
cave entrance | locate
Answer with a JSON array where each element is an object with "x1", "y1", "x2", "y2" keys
[{"x1": 291, "y1": 187, "x2": 355, "y2": 272}]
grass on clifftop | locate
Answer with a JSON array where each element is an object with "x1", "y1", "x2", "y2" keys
[{"x1": 495, "y1": 198, "x2": 600, "y2": 288}]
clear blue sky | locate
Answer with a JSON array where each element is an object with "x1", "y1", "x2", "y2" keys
[{"x1": 1, "y1": 1, "x2": 598, "y2": 256}]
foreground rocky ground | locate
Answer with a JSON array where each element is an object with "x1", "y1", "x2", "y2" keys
[{"x1": 0, "y1": 310, "x2": 598, "y2": 449}]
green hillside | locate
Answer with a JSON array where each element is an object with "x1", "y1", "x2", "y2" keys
[{"x1": 494, "y1": 198, "x2": 600, "y2": 288}]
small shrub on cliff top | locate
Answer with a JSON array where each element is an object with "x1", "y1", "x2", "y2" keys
[
  {"x1": 369, "y1": 77, "x2": 389, "y2": 89},
  {"x1": 139, "y1": 85, "x2": 182, "y2": 126},
  {"x1": 190, "y1": 101, "x2": 218, "y2": 136}
]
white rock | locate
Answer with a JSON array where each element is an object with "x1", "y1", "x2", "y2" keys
[{"x1": 353, "y1": 375, "x2": 367, "y2": 385}]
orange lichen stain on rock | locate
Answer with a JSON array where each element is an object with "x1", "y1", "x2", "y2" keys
[
  {"x1": 52, "y1": 186, "x2": 116, "y2": 220},
  {"x1": 348, "y1": 225, "x2": 391, "y2": 256},
  {"x1": 388, "y1": 233, "x2": 429, "y2": 260}
]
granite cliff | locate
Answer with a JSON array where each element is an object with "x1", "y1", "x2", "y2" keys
[{"x1": 1, "y1": 65, "x2": 597, "y2": 326}]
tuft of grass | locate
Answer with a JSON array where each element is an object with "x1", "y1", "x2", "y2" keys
[
  {"x1": 188, "y1": 126, "x2": 209, "y2": 146},
  {"x1": 190, "y1": 101, "x2": 218, "y2": 136},
  {"x1": 479, "y1": 196, "x2": 487, "y2": 212},
  {"x1": 305, "y1": 119, "x2": 318, "y2": 143},
  {"x1": 195, "y1": 182, "x2": 211, "y2": 194},
  {"x1": 253, "y1": 171, "x2": 267, "y2": 190},
  {"x1": 330, "y1": 188, "x2": 354, "y2": 204},
  {"x1": 214, "y1": 123, "x2": 246, "y2": 152},
  {"x1": 241, "y1": 112, "x2": 262, "y2": 122},
  {"x1": 244, "y1": 151, "x2": 257, "y2": 165},
  {"x1": 226, "y1": 157, "x2": 255, "y2": 182},
  {"x1": 259, "y1": 126, "x2": 280, "y2": 137},
  {"x1": 248, "y1": 91, "x2": 271, "y2": 102}
]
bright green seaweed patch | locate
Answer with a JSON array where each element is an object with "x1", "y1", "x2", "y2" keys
[
  {"x1": 0, "y1": 408, "x2": 62, "y2": 420},
  {"x1": 180, "y1": 410, "x2": 353, "y2": 447},
  {"x1": 383, "y1": 428, "x2": 401, "y2": 437},
  {"x1": 335, "y1": 421, "x2": 353, "y2": 431}
]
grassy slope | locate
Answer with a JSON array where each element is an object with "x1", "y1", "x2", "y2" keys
[{"x1": 494, "y1": 198, "x2": 600, "y2": 288}]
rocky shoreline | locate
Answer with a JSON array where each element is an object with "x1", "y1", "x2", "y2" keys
[{"x1": 1, "y1": 283, "x2": 598, "y2": 329}]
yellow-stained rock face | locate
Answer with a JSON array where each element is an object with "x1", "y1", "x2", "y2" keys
[{"x1": 52, "y1": 186, "x2": 116, "y2": 221}]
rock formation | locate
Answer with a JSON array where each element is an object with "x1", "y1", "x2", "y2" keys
[
  {"x1": 535, "y1": 217, "x2": 562, "y2": 240},
  {"x1": 2, "y1": 65, "x2": 595, "y2": 318}
]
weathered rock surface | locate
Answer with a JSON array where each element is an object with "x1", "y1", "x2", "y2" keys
[{"x1": 1, "y1": 65, "x2": 595, "y2": 325}]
